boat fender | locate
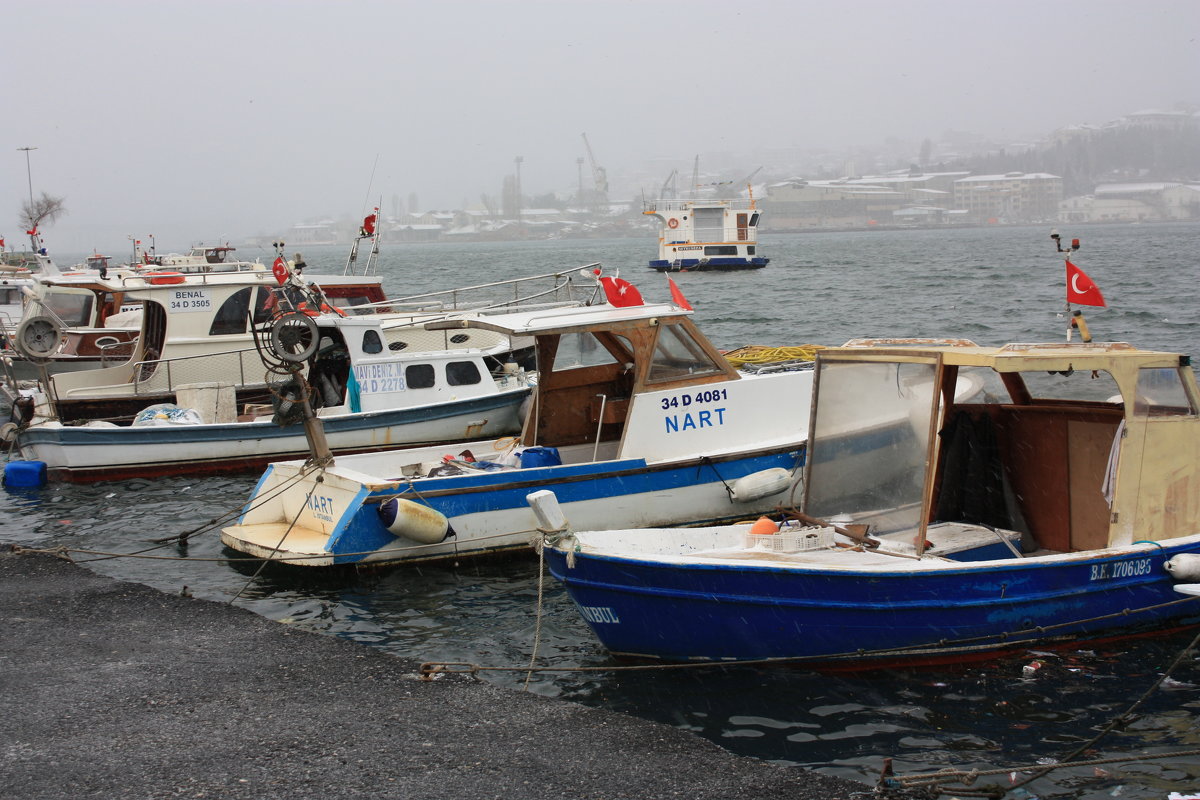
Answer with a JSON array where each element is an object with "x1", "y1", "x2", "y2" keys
[
  {"x1": 1165, "y1": 553, "x2": 1200, "y2": 582},
  {"x1": 378, "y1": 497, "x2": 450, "y2": 544},
  {"x1": 729, "y1": 467, "x2": 794, "y2": 503}
]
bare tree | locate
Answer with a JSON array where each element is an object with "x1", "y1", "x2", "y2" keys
[{"x1": 21, "y1": 191, "x2": 67, "y2": 233}]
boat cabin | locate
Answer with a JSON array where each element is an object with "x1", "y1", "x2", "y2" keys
[
  {"x1": 804, "y1": 340, "x2": 1200, "y2": 557},
  {"x1": 429, "y1": 302, "x2": 743, "y2": 455}
]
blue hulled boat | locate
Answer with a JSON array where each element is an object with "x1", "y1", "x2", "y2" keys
[{"x1": 535, "y1": 337, "x2": 1200, "y2": 667}]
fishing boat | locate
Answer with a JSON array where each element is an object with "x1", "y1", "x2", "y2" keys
[
  {"x1": 10, "y1": 308, "x2": 535, "y2": 481},
  {"x1": 219, "y1": 287, "x2": 816, "y2": 567},
  {"x1": 643, "y1": 196, "x2": 768, "y2": 272},
  {"x1": 533, "y1": 336, "x2": 1200, "y2": 667},
  {"x1": 6, "y1": 263, "x2": 600, "y2": 481},
  {"x1": 2, "y1": 261, "x2": 390, "y2": 412}
]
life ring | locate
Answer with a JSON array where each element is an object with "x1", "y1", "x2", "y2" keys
[
  {"x1": 667, "y1": 218, "x2": 679, "y2": 229},
  {"x1": 145, "y1": 271, "x2": 185, "y2": 285}
]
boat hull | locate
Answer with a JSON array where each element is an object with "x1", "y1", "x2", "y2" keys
[
  {"x1": 545, "y1": 535, "x2": 1200, "y2": 667},
  {"x1": 16, "y1": 389, "x2": 530, "y2": 481},
  {"x1": 649, "y1": 258, "x2": 769, "y2": 272},
  {"x1": 220, "y1": 446, "x2": 805, "y2": 566}
]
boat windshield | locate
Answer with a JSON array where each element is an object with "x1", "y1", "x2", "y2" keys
[
  {"x1": 805, "y1": 358, "x2": 938, "y2": 535},
  {"x1": 645, "y1": 323, "x2": 724, "y2": 383},
  {"x1": 40, "y1": 290, "x2": 96, "y2": 327}
]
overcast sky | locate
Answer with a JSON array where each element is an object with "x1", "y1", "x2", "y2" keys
[{"x1": 4, "y1": 0, "x2": 1198, "y2": 252}]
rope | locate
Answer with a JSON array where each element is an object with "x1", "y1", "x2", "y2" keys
[
  {"x1": 723, "y1": 345, "x2": 824, "y2": 366},
  {"x1": 894, "y1": 748, "x2": 1200, "y2": 791}
]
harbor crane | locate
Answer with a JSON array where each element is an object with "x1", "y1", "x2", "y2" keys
[{"x1": 581, "y1": 133, "x2": 609, "y2": 210}]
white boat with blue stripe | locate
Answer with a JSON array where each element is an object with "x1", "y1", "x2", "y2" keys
[{"x1": 220, "y1": 299, "x2": 815, "y2": 566}]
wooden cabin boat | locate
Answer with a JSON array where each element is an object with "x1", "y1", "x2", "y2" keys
[{"x1": 535, "y1": 338, "x2": 1200, "y2": 668}]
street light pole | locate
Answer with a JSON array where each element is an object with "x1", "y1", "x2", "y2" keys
[{"x1": 17, "y1": 146, "x2": 37, "y2": 207}]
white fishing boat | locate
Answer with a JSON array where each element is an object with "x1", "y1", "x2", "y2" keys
[
  {"x1": 11, "y1": 309, "x2": 535, "y2": 481},
  {"x1": 4, "y1": 263, "x2": 601, "y2": 480},
  {"x1": 3, "y1": 261, "x2": 390, "y2": 416},
  {"x1": 220, "y1": 289, "x2": 816, "y2": 567},
  {"x1": 643, "y1": 196, "x2": 768, "y2": 272}
]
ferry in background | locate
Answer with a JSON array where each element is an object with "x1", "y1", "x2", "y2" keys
[{"x1": 643, "y1": 197, "x2": 768, "y2": 272}]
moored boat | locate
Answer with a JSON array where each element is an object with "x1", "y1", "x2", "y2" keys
[
  {"x1": 534, "y1": 336, "x2": 1200, "y2": 668},
  {"x1": 220, "y1": 290, "x2": 818, "y2": 567}
]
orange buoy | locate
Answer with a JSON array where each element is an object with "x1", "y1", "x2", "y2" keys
[{"x1": 749, "y1": 516, "x2": 777, "y2": 535}]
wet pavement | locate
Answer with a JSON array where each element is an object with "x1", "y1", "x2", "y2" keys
[{"x1": 0, "y1": 548, "x2": 878, "y2": 800}]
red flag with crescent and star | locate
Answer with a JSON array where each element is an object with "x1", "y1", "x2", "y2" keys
[
  {"x1": 1066, "y1": 260, "x2": 1105, "y2": 307},
  {"x1": 272, "y1": 256, "x2": 290, "y2": 285},
  {"x1": 599, "y1": 275, "x2": 644, "y2": 307}
]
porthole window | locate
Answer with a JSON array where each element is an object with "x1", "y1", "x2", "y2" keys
[{"x1": 362, "y1": 329, "x2": 383, "y2": 354}]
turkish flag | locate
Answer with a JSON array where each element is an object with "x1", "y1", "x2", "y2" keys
[
  {"x1": 272, "y1": 256, "x2": 290, "y2": 285},
  {"x1": 599, "y1": 276, "x2": 644, "y2": 307},
  {"x1": 1066, "y1": 260, "x2": 1105, "y2": 307},
  {"x1": 667, "y1": 276, "x2": 693, "y2": 310},
  {"x1": 362, "y1": 214, "x2": 377, "y2": 235}
]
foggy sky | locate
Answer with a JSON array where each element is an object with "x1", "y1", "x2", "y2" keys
[{"x1": 4, "y1": 0, "x2": 1198, "y2": 252}]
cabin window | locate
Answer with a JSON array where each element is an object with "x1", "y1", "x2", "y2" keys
[
  {"x1": 406, "y1": 363, "x2": 436, "y2": 389},
  {"x1": 807, "y1": 359, "x2": 938, "y2": 535},
  {"x1": 748, "y1": 246, "x2": 756, "y2": 256},
  {"x1": 749, "y1": 212, "x2": 760, "y2": 227},
  {"x1": 252, "y1": 287, "x2": 277, "y2": 325},
  {"x1": 446, "y1": 360, "x2": 482, "y2": 386},
  {"x1": 208, "y1": 288, "x2": 251, "y2": 335},
  {"x1": 42, "y1": 291, "x2": 94, "y2": 327},
  {"x1": 361, "y1": 329, "x2": 384, "y2": 354},
  {"x1": 692, "y1": 207, "x2": 724, "y2": 242},
  {"x1": 555, "y1": 332, "x2": 623, "y2": 370},
  {"x1": 703, "y1": 245, "x2": 738, "y2": 256},
  {"x1": 1019, "y1": 369, "x2": 1122, "y2": 405},
  {"x1": 646, "y1": 324, "x2": 724, "y2": 383},
  {"x1": 1133, "y1": 367, "x2": 1196, "y2": 416}
]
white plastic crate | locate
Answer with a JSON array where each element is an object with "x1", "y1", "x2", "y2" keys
[{"x1": 743, "y1": 524, "x2": 834, "y2": 553}]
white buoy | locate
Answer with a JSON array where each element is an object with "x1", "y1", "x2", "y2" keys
[
  {"x1": 729, "y1": 467, "x2": 794, "y2": 503},
  {"x1": 1165, "y1": 553, "x2": 1200, "y2": 582},
  {"x1": 377, "y1": 498, "x2": 449, "y2": 544}
]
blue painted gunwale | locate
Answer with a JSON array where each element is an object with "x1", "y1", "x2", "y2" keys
[
  {"x1": 320, "y1": 446, "x2": 805, "y2": 563},
  {"x1": 543, "y1": 537, "x2": 1200, "y2": 665}
]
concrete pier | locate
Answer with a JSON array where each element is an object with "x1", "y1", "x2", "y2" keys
[{"x1": 1, "y1": 549, "x2": 875, "y2": 799}]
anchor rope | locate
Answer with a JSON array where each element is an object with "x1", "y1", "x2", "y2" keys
[{"x1": 68, "y1": 463, "x2": 324, "y2": 563}]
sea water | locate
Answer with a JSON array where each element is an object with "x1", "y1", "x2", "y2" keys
[{"x1": 5, "y1": 222, "x2": 1200, "y2": 799}]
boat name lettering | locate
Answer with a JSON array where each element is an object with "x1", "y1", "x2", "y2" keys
[
  {"x1": 578, "y1": 605, "x2": 621, "y2": 624},
  {"x1": 675, "y1": 246, "x2": 703, "y2": 252},
  {"x1": 352, "y1": 363, "x2": 407, "y2": 394},
  {"x1": 660, "y1": 388, "x2": 728, "y2": 410},
  {"x1": 1089, "y1": 558, "x2": 1153, "y2": 581},
  {"x1": 307, "y1": 494, "x2": 337, "y2": 522},
  {"x1": 664, "y1": 407, "x2": 727, "y2": 434},
  {"x1": 167, "y1": 289, "x2": 212, "y2": 312}
]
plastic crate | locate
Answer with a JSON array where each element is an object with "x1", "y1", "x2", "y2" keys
[{"x1": 743, "y1": 524, "x2": 834, "y2": 553}]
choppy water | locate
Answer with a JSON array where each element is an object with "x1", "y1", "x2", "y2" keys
[{"x1": 7, "y1": 223, "x2": 1200, "y2": 799}]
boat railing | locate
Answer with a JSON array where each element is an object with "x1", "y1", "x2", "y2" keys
[
  {"x1": 97, "y1": 336, "x2": 139, "y2": 365},
  {"x1": 644, "y1": 199, "x2": 755, "y2": 214},
  {"x1": 356, "y1": 266, "x2": 603, "y2": 315},
  {"x1": 129, "y1": 346, "x2": 266, "y2": 396}
]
